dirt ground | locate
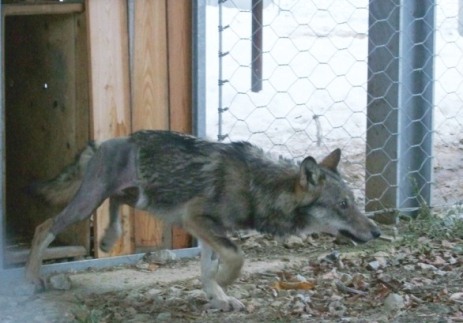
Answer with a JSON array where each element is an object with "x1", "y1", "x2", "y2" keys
[{"x1": 1, "y1": 210, "x2": 462, "y2": 323}]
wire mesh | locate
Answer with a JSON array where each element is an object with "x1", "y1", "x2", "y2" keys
[{"x1": 205, "y1": 0, "x2": 463, "y2": 212}]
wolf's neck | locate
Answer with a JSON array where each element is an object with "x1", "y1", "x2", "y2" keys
[{"x1": 247, "y1": 164, "x2": 305, "y2": 234}]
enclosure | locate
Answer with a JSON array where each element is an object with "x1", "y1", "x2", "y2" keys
[{"x1": 0, "y1": 0, "x2": 462, "y2": 321}]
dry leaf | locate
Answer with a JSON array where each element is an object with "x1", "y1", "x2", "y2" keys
[
  {"x1": 430, "y1": 255, "x2": 446, "y2": 266},
  {"x1": 351, "y1": 273, "x2": 369, "y2": 290},
  {"x1": 276, "y1": 271, "x2": 307, "y2": 282},
  {"x1": 375, "y1": 283, "x2": 391, "y2": 299},
  {"x1": 272, "y1": 281, "x2": 315, "y2": 291},
  {"x1": 441, "y1": 240, "x2": 455, "y2": 248}
]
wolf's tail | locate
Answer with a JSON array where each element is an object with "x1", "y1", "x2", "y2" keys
[{"x1": 28, "y1": 141, "x2": 100, "y2": 207}]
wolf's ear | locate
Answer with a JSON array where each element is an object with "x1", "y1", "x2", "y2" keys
[
  {"x1": 320, "y1": 148, "x2": 341, "y2": 172},
  {"x1": 299, "y1": 156, "x2": 325, "y2": 189}
]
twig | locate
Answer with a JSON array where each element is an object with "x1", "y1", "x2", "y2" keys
[
  {"x1": 335, "y1": 280, "x2": 368, "y2": 296},
  {"x1": 409, "y1": 294, "x2": 425, "y2": 303}
]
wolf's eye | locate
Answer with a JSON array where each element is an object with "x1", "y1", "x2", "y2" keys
[{"x1": 338, "y1": 200, "x2": 349, "y2": 209}]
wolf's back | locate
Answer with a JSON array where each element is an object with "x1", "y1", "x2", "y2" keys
[{"x1": 29, "y1": 141, "x2": 99, "y2": 207}]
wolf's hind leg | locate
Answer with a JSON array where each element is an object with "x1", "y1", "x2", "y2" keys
[
  {"x1": 99, "y1": 197, "x2": 122, "y2": 252},
  {"x1": 26, "y1": 149, "x2": 116, "y2": 286},
  {"x1": 26, "y1": 183, "x2": 107, "y2": 286},
  {"x1": 25, "y1": 218, "x2": 56, "y2": 287}
]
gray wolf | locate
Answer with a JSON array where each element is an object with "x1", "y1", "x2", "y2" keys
[{"x1": 25, "y1": 130, "x2": 380, "y2": 311}]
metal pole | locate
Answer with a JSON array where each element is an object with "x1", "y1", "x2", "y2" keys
[
  {"x1": 0, "y1": 3, "x2": 5, "y2": 270},
  {"x1": 365, "y1": 0, "x2": 401, "y2": 212},
  {"x1": 192, "y1": 0, "x2": 207, "y2": 138},
  {"x1": 217, "y1": 0, "x2": 229, "y2": 141},
  {"x1": 0, "y1": 247, "x2": 200, "y2": 286},
  {"x1": 127, "y1": 0, "x2": 134, "y2": 130},
  {"x1": 398, "y1": 0, "x2": 434, "y2": 214},
  {"x1": 366, "y1": 0, "x2": 435, "y2": 215},
  {"x1": 459, "y1": 0, "x2": 463, "y2": 36},
  {"x1": 251, "y1": 0, "x2": 263, "y2": 92}
]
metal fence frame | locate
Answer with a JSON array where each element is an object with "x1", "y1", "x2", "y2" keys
[
  {"x1": 1, "y1": 3, "x2": 5, "y2": 272},
  {"x1": 366, "y1": 0, "x2": 434, "y2": 216}
]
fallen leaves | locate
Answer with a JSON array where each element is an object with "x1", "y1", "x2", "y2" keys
[{"x1": 73, "y1": 212, "x2": 463, "y2": 322}]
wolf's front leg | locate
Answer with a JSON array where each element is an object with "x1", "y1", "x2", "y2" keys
[
  {"x1": 199, "y1": 240, "x2": 245, "y2": 311},
  {"x1": 214, "y1": 245, "x2": 244, "y2": 287}
]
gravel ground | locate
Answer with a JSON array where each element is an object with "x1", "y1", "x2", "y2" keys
[{"x1": 1, "y1": 214, "x2": 462, "y2": 323}]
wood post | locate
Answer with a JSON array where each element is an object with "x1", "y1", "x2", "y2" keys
[
  {"x1": 86, "y1": 0, "x2": 132, "y2": 257},
  {"x1": 167, "y1": 0, "x2": 194, "y2": 249},
  {"x1": 86, "y1": 0, "x2": 193, "y2": 256}
]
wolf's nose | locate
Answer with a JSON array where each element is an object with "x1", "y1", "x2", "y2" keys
[{"x1": 372, "y1": 229, "x2": 381, "y2": 239}]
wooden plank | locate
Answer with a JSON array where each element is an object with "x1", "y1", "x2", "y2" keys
[
  {"x1": 172, "y1": 227, "x2": 192, "y2": 250},
  {"x1": 3, "y1": 3, "x2": 84, "y2": 16},
  {"x1": 132, "y1": 0, "x2": 169, "y2": 130},
  {"x1": 74, "y1": 13, "x2": 91, "y2": 158},
  {"x1": 167, "y1": 0, "x2": 192, "y2": 134},
  {"x1": 167, "y1": 0, "x2": 193, "y2": 249},
  {"x1": 5, "y1": 246, "x2": 87, "y2": 265},
  {"x1": 131, "y1": 0, "x2": 170, "y2": 250},
  {"x1": 86, "y1": 0, "x2": 132, "y2": 258}
]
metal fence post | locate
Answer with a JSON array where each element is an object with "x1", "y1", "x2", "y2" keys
[
  {"x1": 366, "y1": 0, "x2": 434, "y2": 215},
  {"x1": 366, "y1": 0, "x2": 401, "y2": 212},
  {"x1": 0, "y1": 4, "x2": 4, "y2": 270},
  {"x1": 193, "y1": 0, "x2": 207, "y2": 138},
  {"x1": 398, "y1": 0, "x2": 434, "y2": 213},
  {"x1": 251, "y1": 0, "x2": 263, "y2": 92}
]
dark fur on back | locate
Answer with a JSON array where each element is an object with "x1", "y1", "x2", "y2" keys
[{"x1": 131, "y1": 130, "x2": 305, "y2": 234}]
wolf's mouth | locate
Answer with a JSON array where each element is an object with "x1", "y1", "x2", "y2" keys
[{"x1": 339, "y1": 229, "x2": 367, "y2": 244}]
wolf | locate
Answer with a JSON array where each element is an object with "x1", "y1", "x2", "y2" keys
[{"x1": 25, "y1": 130, "x2": 380, "y2": 311}]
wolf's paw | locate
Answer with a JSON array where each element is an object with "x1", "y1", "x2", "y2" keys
[
  {"x1": 25, "y1": 267, "x2": 47, "y2": 292},
  {"x1": 205, "y1": 296, "x2": 245, "y2": 312},
  {"x1": 99, "y1": 228, "x2": 121, "y2": 252},
  {"x1": 24, "y1": 276, "x2": 47, "y2": 293},
  {"x1": 99, "y1": 239, "x2": 112, "y2": 253}
]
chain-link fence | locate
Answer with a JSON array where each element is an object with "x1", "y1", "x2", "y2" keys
[{"x1": 205, "y1": 0, "x2": 463, "y2": 214}]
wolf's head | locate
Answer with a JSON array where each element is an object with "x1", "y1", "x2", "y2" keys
[{"x1": 296, "y1": 149, "x2": 381, "y2": 243}]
